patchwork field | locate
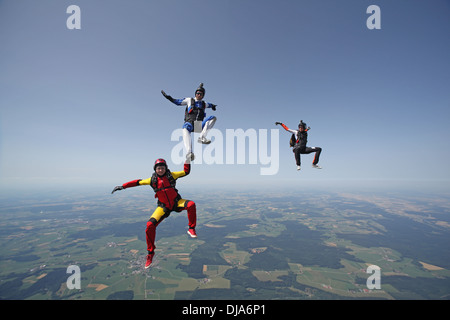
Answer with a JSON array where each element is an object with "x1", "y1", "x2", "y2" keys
[{"x1": 1, "y1": 189, "x2": 449, "y2": 299}]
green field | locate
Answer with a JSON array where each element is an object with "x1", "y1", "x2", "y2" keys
[{"x1": 1, "y1": 189, "x2": 449, "y2": 299}]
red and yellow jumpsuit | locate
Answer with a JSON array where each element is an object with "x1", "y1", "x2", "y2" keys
[{"x1": 120, "y1": 162, "x2": 196, "y2": 254}]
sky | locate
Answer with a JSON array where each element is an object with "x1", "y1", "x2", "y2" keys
[{"x1": 1, "y1": 0, "x2": 449, "y2": 194}]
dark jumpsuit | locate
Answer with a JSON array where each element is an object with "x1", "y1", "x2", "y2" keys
[{"x1": 281, "y1": 123, "x2": 322, "y2": 166}]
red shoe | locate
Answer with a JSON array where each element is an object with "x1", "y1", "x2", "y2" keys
[
  {"x1": 187, "y1": 228, "x2": 197, "y2": 238},
  {"x1": 145, "y1": 252, "x2": 154, "y2": 269}
]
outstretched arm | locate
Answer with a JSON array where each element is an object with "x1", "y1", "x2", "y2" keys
[
  {"x1": 275, "y1": 122, "x2": 297, "y2": 134},
  {"x1": 161, "y1": 90, "x2": 174, "y2": 103},
  {"x1": 206, "y1": 102, "x2": 217, "y2": 111},
  {"x1": 161, "y1": 90, "x2": 189, "y2": 106},
  {"x1": 111, "y1": 179, "x2": 142, "y2": 194}
]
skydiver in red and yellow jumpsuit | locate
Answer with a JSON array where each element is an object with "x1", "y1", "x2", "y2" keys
[{"x1": 112, "y1": 159, "x2": 196, "y2": 269}]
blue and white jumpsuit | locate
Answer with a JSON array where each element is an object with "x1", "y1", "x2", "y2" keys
[{"x1": 170, "y1": 97, "x2": 217, "y2": 157}]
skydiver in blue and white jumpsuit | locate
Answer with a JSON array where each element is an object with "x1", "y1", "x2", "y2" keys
[{"x1": 162, "y1": 83, "x2": 217, "y2": 161}]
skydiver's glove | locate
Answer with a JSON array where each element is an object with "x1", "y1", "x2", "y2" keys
[
  {"x1": 211, "y1": 104, "x2": 217, "y2": 111},
  {"x1": 161, "y1": 90, "x2": 174, "y2": 103},
  {"x1": 275, "y1": 122, "x2": 282, "y2": 125},
  {"x1": 111, "y1": 186, "x2": 124, "y2": 194}
]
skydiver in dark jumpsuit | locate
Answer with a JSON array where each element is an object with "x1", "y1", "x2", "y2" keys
[{"x1": 276, "y1": 120, "x2": 322, "y2": 171}]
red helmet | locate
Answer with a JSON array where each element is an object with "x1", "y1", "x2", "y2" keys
[{"x1": 153, "y1": 158, "x2": 167, "y2": 171}]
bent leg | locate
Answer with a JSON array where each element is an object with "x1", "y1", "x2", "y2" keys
[
  {"x1": 177, "y1": 199, "x2": 197, "y2": 229},
  {"x1": 145, "y1": 220, "x2": 156, "y2": 254},
  {"x1": 182, "y1": 126, "x2": 193, "y2": 155},
  {"x1": 182, "y1": 124, "x2": 195, "y2": 160},
  {"x1": 145, "y1": 206, "x2": 167, "y2": 253},
  {"x1": 200, "y1": 116, "x2": 216, "y2": 140},
  {"x1": 293, "y1": 147, "x2": 301, "y2": 166},
  {"x1": 303, "y1": 147, "x2": 322, "y2": 165},
  {"x1": 312, "y1": 147, "x2": 322, "y2": 165}
]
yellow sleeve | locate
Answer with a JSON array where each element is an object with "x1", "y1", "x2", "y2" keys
[
  {"x1": 139, "y1": 178, "x2": 152, "y2": 185},
  {"x1": 171, "y1": 171, "x2": 186, "y2": 180}
]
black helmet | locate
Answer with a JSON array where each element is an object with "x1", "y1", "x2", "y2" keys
[
  {"x1": 195, "y1": 83, "x2": 205, "y2": 96},
  {"x1": 298, "y1": 120, "x2": 307, "y2": 129},
  {"x1": 153, "y1": 158, "x2": 167, "y2": 171}
]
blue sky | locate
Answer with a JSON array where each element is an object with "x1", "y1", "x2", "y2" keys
[{"x1": 1, "y1": 0, "x2": 449, "y2": 193}]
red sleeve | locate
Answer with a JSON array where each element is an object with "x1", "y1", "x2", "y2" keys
[
  {"x1": 184, "y1": 163, "x2": 191, "y2": 176},
  {"x1": 281, "y1": 123, "x2": 290, "y2": 131},
  {"x1": 122, "y1": 179, "x2": 141, "y2": 189}
]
